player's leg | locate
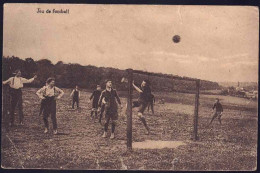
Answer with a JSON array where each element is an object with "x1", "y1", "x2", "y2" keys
[
  {"x1": 9, "y1": 90, "x2": 18, "y2": 126},
  {"x1": 138, "y1": 102, "x2": 150, "y2": 134},
  {"x1": 39, "y1": 100, "x2": 44, "y2": 116},
  {"x1": 102, "y1": 112, "x2": 111, "y2": 138},
  {"x1": 110, "y1": 111, "x2": 118, "y2": 139},
  {"x1": 50, "y1": 100, "x2": 58, "y2": 134},
  {"x1": 110, "y1": 120, "x2": 116, "y2": 139},
  {"x1": 72, "y1": 98, "x2": 75, "y2": 109},
  {"x1": 94, "y1": 109, "x2": 98, "y2": 118},
  {"x1": 151, "y1": 102, "x2": 154, "y2": 115},
  {"x1": 17, "y1": 90, "x2": 24, "y2": 125},
  {"x1": 76, "y1": 98, "x2": 79, "y2": 108},
  {"x1": 91, "y1": 101, "x2": 95, "y2": 117},
  {"x1": 91, "y1": 108, "x2": 94, "y2": 117},
  {"x1": 43, "y1": 108, "x2": 50, "y2": 133},
  {"x1": 217, "y1": 112, "x2": 222, "y2": 125},
  {"x1": 208, "y1": 111, "x2": 218, "y2": 125},
  {"x1": 99, "y1": 104, "x2": 105, "y2": 124}
]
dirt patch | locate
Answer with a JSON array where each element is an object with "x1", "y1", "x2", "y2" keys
[{"x1": 133, "y1": 140, "x2": 186, "y2": 149}]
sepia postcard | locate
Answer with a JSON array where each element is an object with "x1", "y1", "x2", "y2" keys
[{"x1": 1, "y1": 3, "x2": 259, "y2": 170}]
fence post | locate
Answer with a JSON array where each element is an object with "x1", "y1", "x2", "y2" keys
[
  {"x1": 126, "y1": 69, "x2": 133, "y2": 150},
  {"x1": 193, "y1": 79, "x2": 200, "y2": 140}
]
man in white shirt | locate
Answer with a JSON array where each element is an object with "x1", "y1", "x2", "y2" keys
[{"x1": 2, "y1": 69, "x2": 37, "y2": 126}]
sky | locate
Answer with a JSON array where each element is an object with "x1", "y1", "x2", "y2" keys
[{"x1": 3, "y1": 4, "x2": 259, "y2": 82}]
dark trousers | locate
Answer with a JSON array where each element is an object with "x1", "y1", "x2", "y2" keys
[
  {"x1": 147, "y1": 102, "x2": 154, "y2": 114},
  {"x1": 9, "y1": 88, "x2": 23, "y2": 125},
  {"x1": 39, "y1": 100, "x2": 44, "y2": 116},
  {"x1": 99, "y1": 104, "x2": 105, "y2": 122},
  {"x1": 43, "y1": 97, "x2": 57, "y2": 130},
  {"x1": 72, "y1": 97, "x2": 79, "y2": 109}
]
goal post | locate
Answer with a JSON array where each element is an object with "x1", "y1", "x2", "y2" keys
[{"x1": 125, "y1": 69, "x2": 200, "y2": 150}]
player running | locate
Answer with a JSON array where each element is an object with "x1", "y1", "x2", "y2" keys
[
  {"x1": 208, "y1": 98, "x2": 224, "y2": 126},
  {"x1": 98, "y1": 80, "x2": 122, "y2": 139}
]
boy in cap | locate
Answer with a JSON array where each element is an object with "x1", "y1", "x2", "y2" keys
[
  {"x1": 98, "y1": 80, "x2": 122, "y2": 139},
  {"x1": 2, "y1": 69, "x2": 37, "y2": 126},
  {"x1": 90, "y1": 85, "x2": 102, "y2": 118},
  {"x1": 208, "y1": 98, "x2": 223, "y2": 126},
  {"x1": 70, "y1": 85, "x2": 80, "y2": 109}
]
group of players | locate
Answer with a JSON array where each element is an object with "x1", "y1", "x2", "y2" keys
[
  {"x1": 2, "y1": 69, "x2": 224, "y2": 139},
  {"x1": 2, "y1": 69, "x2": 156, "y2": 139},
  {"x1": 69, "y1": 79, "x2": 155, "y2": 139}
]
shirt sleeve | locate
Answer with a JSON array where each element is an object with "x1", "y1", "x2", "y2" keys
[
  {"x1": 78, "y1": 91, "x2": 80, "y2": 98},
  {"x1": 21, "y1": 77, "x2": 35, "y2": 84},
  {"x1": 55, "y1": 87, "x2": 64, "y2": 98},
  {"x1": 2, "y1": 77, "x2": 12, "y2": 85},
  {"x1": 36, "y1": 86, "x2": 45, "y2": 98},
  {"x1": 114, "y1": 90, "x2": 121, "y2": 104},
  {"x1": 220, "y1": 104, "x2": 223, "y2": 112}
]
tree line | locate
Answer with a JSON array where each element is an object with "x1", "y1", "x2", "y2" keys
[{"x1": 2, "y1": 56, "x2": 221, "y2": 92}]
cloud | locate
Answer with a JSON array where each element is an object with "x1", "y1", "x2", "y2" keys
[
  {"x1": 223, "y1": 53, "x2": 249, "y2": 60},
  {"x1": 221, "y1": 61, "x2": 257, "y2": 68},
  {"x1": 145, "y1": 51, "x2": 218, "y2": 63}
]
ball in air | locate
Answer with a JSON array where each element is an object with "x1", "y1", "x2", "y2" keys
[{"x1": 172, "y1": 35, "x2": 181, "y2": 43}]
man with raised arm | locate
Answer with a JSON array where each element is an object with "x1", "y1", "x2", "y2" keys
[
  {"x1": 132, "y1": 80, "x2": 151, "y2": 135},
  {"x1": 2, "y1": 69, "x2": 37, "y2": 126}
]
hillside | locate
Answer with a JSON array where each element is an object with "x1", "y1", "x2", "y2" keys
[{"x1": 2, "y1": 56, "x2": 221, "y2": 92}]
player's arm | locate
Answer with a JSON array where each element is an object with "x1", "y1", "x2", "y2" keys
[
  {"x1": 78, "y1": 91, "x2": 80, "y2": 98},
  {"x1": 115, "y1": 90, "x2": 122, "y2": 105},
  {"x1": 36, "y1": 87, "x2": 45, "y2": 99},
  {"x1": 70, "y1": 89, "x2": 75, "y2": 97},
  {"x1": 98, "y1": 92, "x2": 104, "y2": 107},
  {"x1": 212, "y1": 103, "x2": 216, "y2": 110},
  {"x1": 2, "y1": 77, "x2": 12, "y2": 85},
  {"x1": 132, "y1": 81, "x2": 142, "y2": 93},
  {"x1": 21, "y1": 75, "x2": 37, "y2": 83},
  {"x1": 90, "y1": 92, "x2": 94, "y2": 100},
  {"x1": 55, "y1": 87, "x2": 64, "y2": 99}
]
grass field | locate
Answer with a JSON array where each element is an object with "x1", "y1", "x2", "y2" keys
[{"x1": 1, "y1": 88, "x2": 258, "y2": 170}]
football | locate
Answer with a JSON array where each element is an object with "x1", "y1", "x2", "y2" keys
[{"x1": 172, "y1": 35, "x2": 181, "y2": 43}]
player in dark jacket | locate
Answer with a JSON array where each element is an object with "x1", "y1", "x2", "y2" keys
[
  {"x1": 90, "y1": 85, "x2": 102, "y2": 118},
  {"x1": 98, "y1": 80, "x2": 122, "y2": 139},
  {"x1": 208, "y1": 98, "x2": 224, "y2": 125},
  {"x1": 132, "y1": 80, "x2": 151, "y2": 135}
]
